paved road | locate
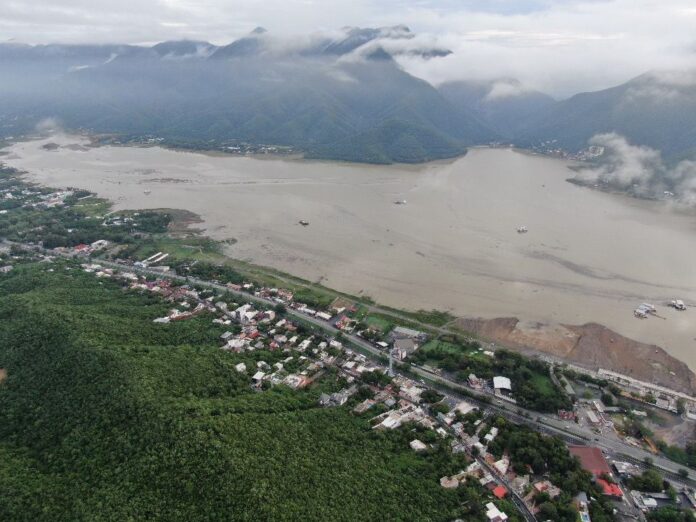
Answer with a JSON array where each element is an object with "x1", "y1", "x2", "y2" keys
[
  {"x1": 477, "y1": 457, "x2": 537, "y2": 522},
  {"x1": 15, "y1": 245, "x2": 695, "y2": 489}
]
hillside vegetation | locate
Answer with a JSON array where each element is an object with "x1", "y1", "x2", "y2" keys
[{"x1": 0, "y1": 262, "x2": 482, "y2": 521}]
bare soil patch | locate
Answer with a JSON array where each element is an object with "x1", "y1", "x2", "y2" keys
[{"x1": 455, "y1": 317, "x2": 696, "y2": 394}]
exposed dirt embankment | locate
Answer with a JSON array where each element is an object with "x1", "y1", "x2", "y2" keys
[{"x1": 455, "y1": 317, "x2": 696, "y2": 394}]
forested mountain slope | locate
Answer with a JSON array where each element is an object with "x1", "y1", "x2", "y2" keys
[{"x1": 0, "y1": 263, "x2": 480, "y2": 521}]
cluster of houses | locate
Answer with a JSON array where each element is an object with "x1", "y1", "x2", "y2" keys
[
  {"x1": 0, "y1": 184, "x2": 81, "y2": 223},
  {"x1": 46, "y1": 241, "x2": 111, "y2": 258},
  {"x1": 82, "y1": 264, "x2": 215, "y2": 324},
  {"x1": 62, "y1": 239, "x2": 111, "y2": 256},
  {"x1": 80, "y1": 263, "x2": 369, "y2": 391},
  {"x1": 233, "y1": 281, "x2": 432, "y2": 366},
  {"x1": 102, "y1": 214, "x2": 136, "y2": 228},
  {"x1": 438, "y1": 409, "x2": 612, "y2": 519},
  {"x1": 569, "y1": 445, "x2": 695, "y2": 514},
  {"x1": 74, "y1": 258, "x2": 688, "y2": 522},
  {"x1": 440, "y1": 458, "x2": 511, "y2": 522},
  {"x1": 1, "y1": 186, "x2": 73, "y2": 209}
]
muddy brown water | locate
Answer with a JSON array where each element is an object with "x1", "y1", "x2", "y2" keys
[{"x1": 5, "y1": 135, "x2": 696, "y2": 370}]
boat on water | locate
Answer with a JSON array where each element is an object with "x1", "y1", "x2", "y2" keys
[
  {"x1": 670, "y1": 299, "x2": 687, "y2": 311},
  {"x1": 143, "y1": 190, "x2": 151, "y2": 195},
  {"x1": 299, "y1": 220, "x2": 310, "y2": 226},
  {"x1": 517, "y1": 226, "x2": 528, "y2": 234},
  {"x1": 634, "y1": 303, "x2": 657, "y2": 318}
]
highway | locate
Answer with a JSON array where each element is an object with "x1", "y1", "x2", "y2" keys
[{"x1": 15, "y1": 245, "x2": 696, "y2": 490}]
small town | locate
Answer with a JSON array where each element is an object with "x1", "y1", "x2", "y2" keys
[
  {"x1": 4, "y1": 228, "x2": 696, "y2": 520},
  {"x1": 2, "y1": 159, "x2": 696, "y2": 520},
  {"x1": 2, "y1": 4, "x2": 696, "y2": 520}
]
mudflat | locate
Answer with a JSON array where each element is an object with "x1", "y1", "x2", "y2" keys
[{"x1": 5, "y1": 135, "x2": 696, "y2": 371}]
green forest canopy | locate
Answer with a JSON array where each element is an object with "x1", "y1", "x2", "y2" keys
[{"x1": 0, "y1": 261, "x2": 496, "y2": 521}]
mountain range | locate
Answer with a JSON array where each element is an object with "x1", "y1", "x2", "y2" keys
[{"x1": 1, "y1": 27, "x2": 695, "y2": 164}]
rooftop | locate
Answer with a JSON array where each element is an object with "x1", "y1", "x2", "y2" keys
[
  {"x1": 493, "y1": 376, "x2": 511, "y2": 390},
  {"x1": 492, "y1": 485, "x2": 508, "y2": 499},
  {"x1": 568, "y1": 445, "x2": 611, "y2": 476}
]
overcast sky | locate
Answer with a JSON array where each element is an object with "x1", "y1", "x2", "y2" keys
[{"x1": 2, "y1": 0, "x2": 695, "y2": 96}]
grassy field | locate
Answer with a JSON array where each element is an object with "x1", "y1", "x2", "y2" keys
[
  {"x1": 531, "y1": 373, "x2": 556, "y2": 396},
  {"x1": 364, "y1": 315, "x2": 392, "y2": 333},
  {"x1": 71, "y1": 196, "x2": 111, "y2": 217},
  {"x1": 420, "y1": 340, "x2": 462, "y2": 355}
]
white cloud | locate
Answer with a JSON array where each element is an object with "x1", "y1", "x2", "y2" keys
[
  {"x1": 485, "y1": 80, "x2": 529, "y2": 100},
  {"x1": 576, "y1": 133, "x2": 696, "y2": 206},
  {"x1": 35, "y1": 117, "x2": 62, "y2": 133},
  {"x1": 1, "y1": 0, "x2": 696, "y2": 96}
]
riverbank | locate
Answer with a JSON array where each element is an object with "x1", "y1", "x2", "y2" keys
[
  {"x1": 454, "y1": 317, "x2": 696, "y2": 393},
  {"x1": 3, "y1": 133, "x2": 696, "y2": 380}
]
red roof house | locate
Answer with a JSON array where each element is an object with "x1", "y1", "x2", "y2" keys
[
  {"x1": 569, "y1": 446, "x2": 622, "y2": 498},
  {"x1": 492, "y1": 485, "x2": 508, "y2": 499},
  {"x1": 568, "y1": 446, "x2": 611, "y2": 476},
  {"x1": 597, "y1": 479, "x2": 623, "y2": 498}
]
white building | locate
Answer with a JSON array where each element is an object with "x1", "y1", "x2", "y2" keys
[
  {"x1": 485, "y1": 502, "x2": 508, "y2": 522},
  {"x1": 410, "y1": 439, "x2": 427, "y2": 452},
  {"x1": 493, "y1": 376, "x2": 512, "y2": 391}
]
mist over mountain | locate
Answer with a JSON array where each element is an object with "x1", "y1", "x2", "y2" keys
[
  {"x1": 0, "y1": 26, "x2": 476, "y2": 164},
  {"x1": 515, "y1": 72, "x2": 696, "y2": 162},
  {"x1": 1, "y1": 26, "x2": 695, "y2": 169},
  {"x1": 438, "y1": 79, "x2": 555, "y2": 139},
  {"x1": 571, "y1": 133, "x2": 696, "y2": 206}
]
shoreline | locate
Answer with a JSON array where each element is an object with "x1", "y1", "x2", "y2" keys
[{"x1": 3, "y1": 134, "x2": 696, "y2": 387}]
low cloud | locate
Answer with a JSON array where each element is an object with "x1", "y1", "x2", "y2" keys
[
  {"x1": 35, "y1": 117, "x2": 62, "y2": 134},
  {"x1": 575, "y1": 133, "x2": 696, "y2": 206},
  {"x1": 485, "y1": 80, "x2": 529, "y2": 100},
  {"x1": 3, "y1": 1, "x2": 696, "y2": 97}
]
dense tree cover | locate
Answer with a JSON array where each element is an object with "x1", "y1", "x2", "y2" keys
[
  {"x1": 307, "y1": 119, "x2": 467, "y2": 164},
  {"x1": 601, "y1": 392, "x2": 615, "y2": 406},
  {"x1": 421, "y1": 389, "x2": 445, "y2": 404},
  {"x1": 487, "y1": 416, "x2": 586, "y2": 484},
  {"x1": 0, "y1": 262, "x2": 497, "y2": 521},
  {"x1": 628, "y1": 469, "x2": 667, "y2": 492},
  {"x1": 560, "y1": 368, "x2": 609, "y2": 388},
  {"x1": 411, "y1": 340, "x2": 571, "y2": 412},
  {"x1": 621, "y1": 414, "x2": 654, "y2": 439},
  {"x1": 168, "y1": 259, "x2": 245, "y2": 285},
  {"x1": 658, "y1": 440, "x2": 696, "y2": 469}
]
